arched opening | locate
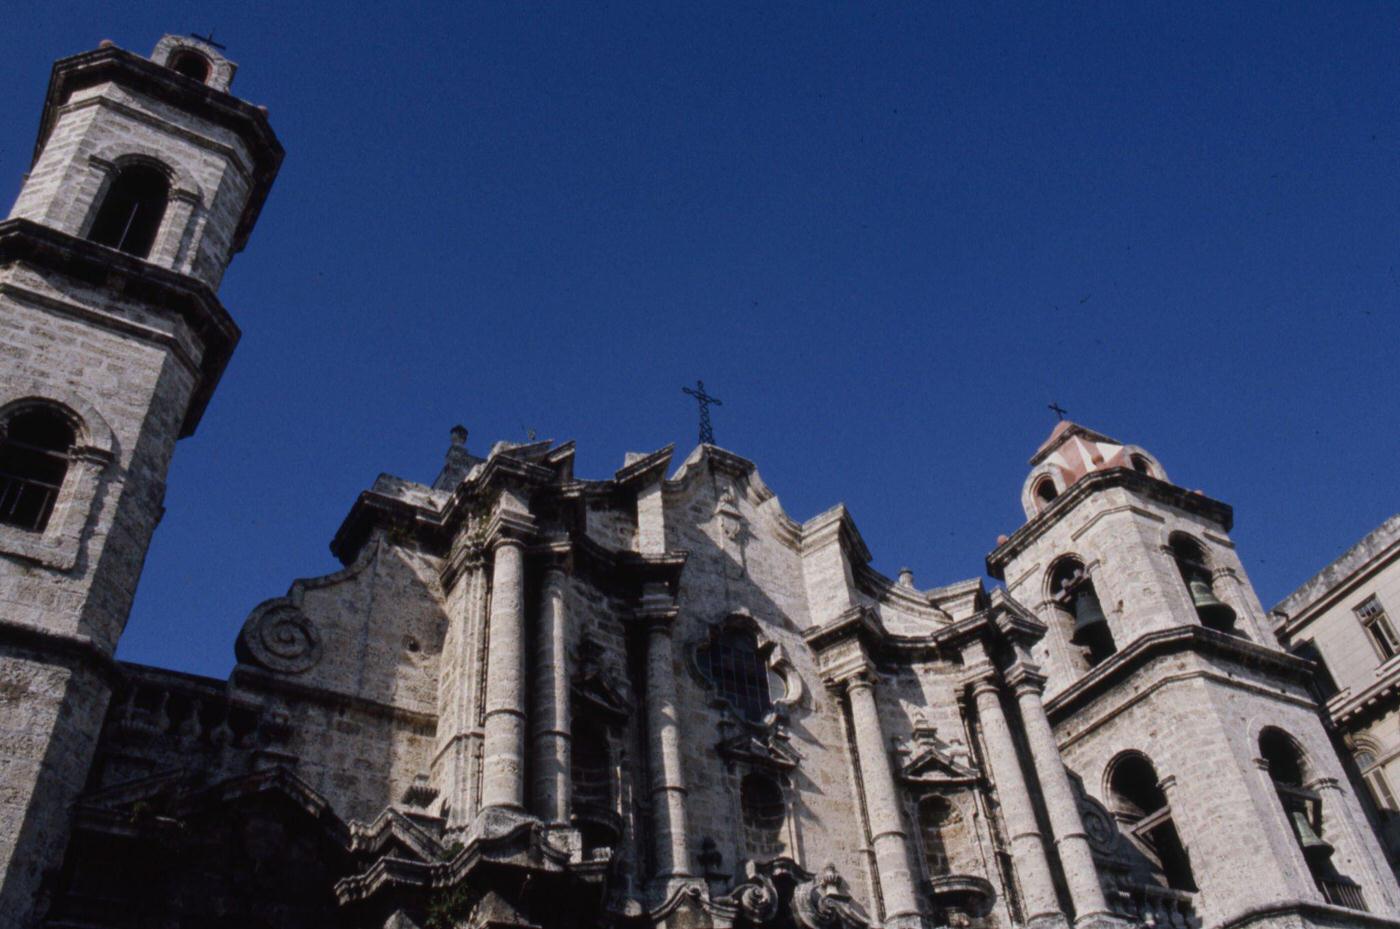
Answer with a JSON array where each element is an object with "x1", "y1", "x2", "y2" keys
[
  {"x1": 1169, "y1": 534, "x2": 1237, "y2": 635},
  {"x1": 169, "y1": 50, "x2": 211, "y2": 83},
  {"x1": 1034, "y1": 476, "x2": 1058, "y2": 508},
  {"x1": 1130, "y1": 454, "x2": 1154, "y2": 476},
  {"x1": 1051, "y1": 558, "x2": 1116, "y2": 666},
  {"x1": 87, "y1": 163, "x2": 169, "y2": 258},
  {"x1": 1260, "y1": 727, "x2": 1365, "y2": 909},
  {"x1": 740, "y1": 772, "x2": 785, "y2": 859},
  {"x1": 707, "y1": 624, "x2": 773, "y2": 723},
  {"x1": 0, "y1": 406, "x2": 75, "y2": 532},
  {"x1": 1107, "y1": 753, "x2": 1196, "y2": 892},
  {"x1": 917, "y1": 795, "x2": 958, "y2": 877}
]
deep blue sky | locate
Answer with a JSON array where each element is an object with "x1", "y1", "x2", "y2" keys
[{"x1": 3, "y1": 4, "x2": 1397, "y2": 678}]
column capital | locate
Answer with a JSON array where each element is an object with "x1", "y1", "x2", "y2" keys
[
  {"x1": 1006, "y1": 661, "x2": 1048, "y2": 696},
  {"x1": 961, "y1": 663, "x2": 1002, "y2": 699},
  {"x1": 532, "y1": 538, "x2": 573, "y2": 575},
  {"x1": 822, "y1": 663, "x2": 879, "y2": 695},
  {"x1": 486, "y1": 509, "x2": 537, "y2": 549},
  {"x1": 633, "y1": 581, "x2": 680, "y2": 631}
]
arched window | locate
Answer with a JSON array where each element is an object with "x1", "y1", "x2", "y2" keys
[
  {"x1": 0, "y1": 407, "x2": 74, "y2": 532},
  {"x1": 1130, "y1": 454, "x2": 1154, "y2": 476},
  {"x1": 168, "y1": 50, "x2": 211, "y2": 83},
  {"x1": 1034, "y1": 476, "x2": 1058, "y2": 508},
  {"x1": 917, "y1": 796, "x2": 958, "y2": 877},
  {"x1": 740, "y1": 772, "x2": 785, "y2": 858},
  {"x1": 1170, "y1": 535, "x2": 1237, "y2": 635},
  {"x1": 1052, "y1": 558, "x2": 1116, "y2": 666},
  {"x1": 707, "y1": 625, "x2": 772, "y2": 723},
  {"x1": 1107, "y1": 753, "x2": 1195, "y2": 891},
  {"x1": 87, "y1": 163, "x2": 169, "y2": 258},
  {"x1": 1260, "y1": 728, "x2": 1365, "y2": 909}
]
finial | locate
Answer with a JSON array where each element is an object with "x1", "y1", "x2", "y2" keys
[
  {"x1": 99, "y1": 39, "x2": 115, "y2": 48},
  {"x1": 897, "y1": 567, "x2": 915, "y2": 588},
  {"x1": 449, "y1": 425, "x2": 468, "y2": 447}
]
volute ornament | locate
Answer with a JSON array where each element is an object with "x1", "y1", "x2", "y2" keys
[{"x1": 237, "y1": 599, "x2": 322, "y2": 674}]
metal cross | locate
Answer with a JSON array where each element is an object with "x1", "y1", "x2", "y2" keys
[
  {"x1": 682, "y1": 380, "x2": 722, "y2": 445},
  {"x1": 190, "y1": 30, "x2": 226, "y2": 50},
  {"x1": 1048, "y1": 402, "x2": 1069, "y2": 421}
]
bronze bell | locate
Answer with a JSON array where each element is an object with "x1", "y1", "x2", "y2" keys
[
  {"x1": 1070, "y1": 586, "x2": 1109, "y2": 645},
  {"x1": 1291, "y1": 809, "x2": 1335, "y2": 860},
  {"x1": 1188, "y1": 576, "x2": 1237, "y2": 630}
]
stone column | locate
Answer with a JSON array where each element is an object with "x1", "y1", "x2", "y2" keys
[
  {"x1": 844, "y1": 673, "x2": 921, "y2": 927},
  {"x1": 481, "y1": 533, "x2": 528, "y2": 811},
  {"x1": 532, "y1": 558, "x2": 571, "y2": 823},
  {"x1": 966, "y1": 669, "x2": 1064, "y2": 926},
  {"x1": 640, "y1": 585, "x2": 693, "y2": 885},
  {"x1": 1009, "y1": 667, "x2": 1113, "y2": 926}
]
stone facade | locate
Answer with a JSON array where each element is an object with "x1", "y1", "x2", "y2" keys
[
  {"x1": 1272, "y1": 515, "x2": 1400, "y2": 873},
  {"x1": 1, "y1": 32, "x2": 1398, "y2": 929}
]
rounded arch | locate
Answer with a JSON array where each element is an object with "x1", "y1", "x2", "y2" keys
[
  {"x1": 1104, "y1": 750, "x2": 1168, "y2": 818},
  {"x1": 1044, "y1": 552, "x2": 1091, "y2": 602},
  {"x1": 1259, "y1": 726, "x2": 1312, "y2": 787},
  {"x1": 1121, "y1": 444, "x2": 1168, "y2": 483},
  {"x1": 0, "y1": 390, "x2": 114, "y2": 458},
  {"x1": 168, "y1": 48, "x2": 212, "y2": 83},
  {"x1": 88, "y1": 142, "x2": 203, "y2": 202},
  {"x1": 1168, "y1": 531, "x2": 1211, "y2": 569},
  {"x1": 1021, "y1": 464, "x2": 1068, "y2": 518},
  {"x1": 739, "y1": 770, "x2": 786, "y2": 857}
]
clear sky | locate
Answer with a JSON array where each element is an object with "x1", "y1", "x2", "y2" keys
[{"x1": 2, "y1": 3, "x2": 1397, "y2": 679}]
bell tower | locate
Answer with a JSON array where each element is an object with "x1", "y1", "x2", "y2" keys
[
  {"x1": 987, "y1": 422, "x2": 1399, "y2": 927},
  {"x1": 0, "y1": 34, "x2": 280, "y2": 927}
]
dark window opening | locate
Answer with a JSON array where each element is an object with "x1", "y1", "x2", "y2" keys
[
  {"x1": 1053, "y1": 559, "x2": 1116, "y2": 666},
  {"x1": 571, "y1": 718, "x2": 616, "y2": 852},
  {"x1": 1170, "y1": 535, "x2": 1237, "y2": 635},
  {"x1": 1130, "y1": 454, "x2": 1153, "y2": 476},
  {"x1": 1035, "y1": 477, "x2": 1058, "y2": 507},
  {"x1": 87, "y1": 164, "x2": 169, "y2": 258},
  {"x1": 0, "y1": 408, "x2": 74, "y2": 532},
  {"x1": 169, "y1": 50, "x2": 211, "y2": 83},
  {"x1": 708, "y1": 626, "x2": 773, "y2": 723},
  {"x1": 917, "y1": 796, "x2": 956, "y2": 877},
  {"x1": 1109, "y1": 753, "x2": 1196, "y2": 892},
  {"x1": 740, "y1": 773, "x2": 785, "y2": 857},
  {"x1": 1261, "y1": 728, "x2": 1367, "y2": 911}
]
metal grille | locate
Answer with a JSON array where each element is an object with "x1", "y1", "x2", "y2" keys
[{"x1": 708, "y1": 627, "x2": 772, "y2": 723}]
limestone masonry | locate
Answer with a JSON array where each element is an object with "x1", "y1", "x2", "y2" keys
[{"x1": 1, "y1": 34, "x2": 1397, "y2": 929}]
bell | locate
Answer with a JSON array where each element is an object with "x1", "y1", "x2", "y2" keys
[
  {"x1": 1291, "y1": 809, "x2": 1334, "y2": 861},
  {"x1": 1188, "y1": 577, "x2": 1237, "y2": 631},
  {"x1": 1070, "y1": 587, "x2": 1109, "y2": 645}
]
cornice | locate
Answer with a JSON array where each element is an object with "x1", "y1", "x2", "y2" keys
[
  {"x1": 0, "y1": 218, "x2": 238, "y2": 437},
  {"x1": 34, "y1": 45, "x2": 283, "y2": 252},
  {"x1": 614, "y1": 444, "x2": 675, "y2": 487},
  {"x1": 986, "y1": 469, "x2": 1234, "y2": 578},
  {"x1": 1043, "y1": 625, "x2": 1312, "y2": 723}
]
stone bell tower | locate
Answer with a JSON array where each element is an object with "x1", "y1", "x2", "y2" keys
[
  {"x1": 987, "y1": 422, "x2": 1399, "y2": 927},
  {"x1": 0, "y1": 34, "x2": 280, "y2": 927}
]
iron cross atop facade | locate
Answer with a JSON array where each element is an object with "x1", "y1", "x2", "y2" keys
[
  {"x1": 682, "y1": 380, "x2": 722, "y2": 445},
  {"x1": 1048, "y1": 402, "x2": 1069, "y2": 421}
]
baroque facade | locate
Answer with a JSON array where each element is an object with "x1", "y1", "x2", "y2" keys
[{"x1": 0, "y1": 33, "x2": 1398, "y2": 929}]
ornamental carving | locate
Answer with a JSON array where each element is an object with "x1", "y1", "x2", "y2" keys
[
  {"x1": 717, "y1": 860, "x2": 869, "y2": 929},
  {"x1": 237, "y1": 599, "x2": 323, "y2": 674}
]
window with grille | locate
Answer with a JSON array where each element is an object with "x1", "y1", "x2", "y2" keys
[
  {"x1": 740, "y1": 773, "x2": 785, "y2": 857},
  {"x1": 1355, "y1": 597, "x2": 1399, "y2": 662},
  {"x1": 0, "y1": 408, "x2": 74, "y2": 532},
  {"x1": 707, "y1": 626, "x2": 772, "y2": 723}
]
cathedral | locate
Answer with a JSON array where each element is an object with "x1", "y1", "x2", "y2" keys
[{"x1": 1, "y1": 34, "x2": 1398, "y2": 929}]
